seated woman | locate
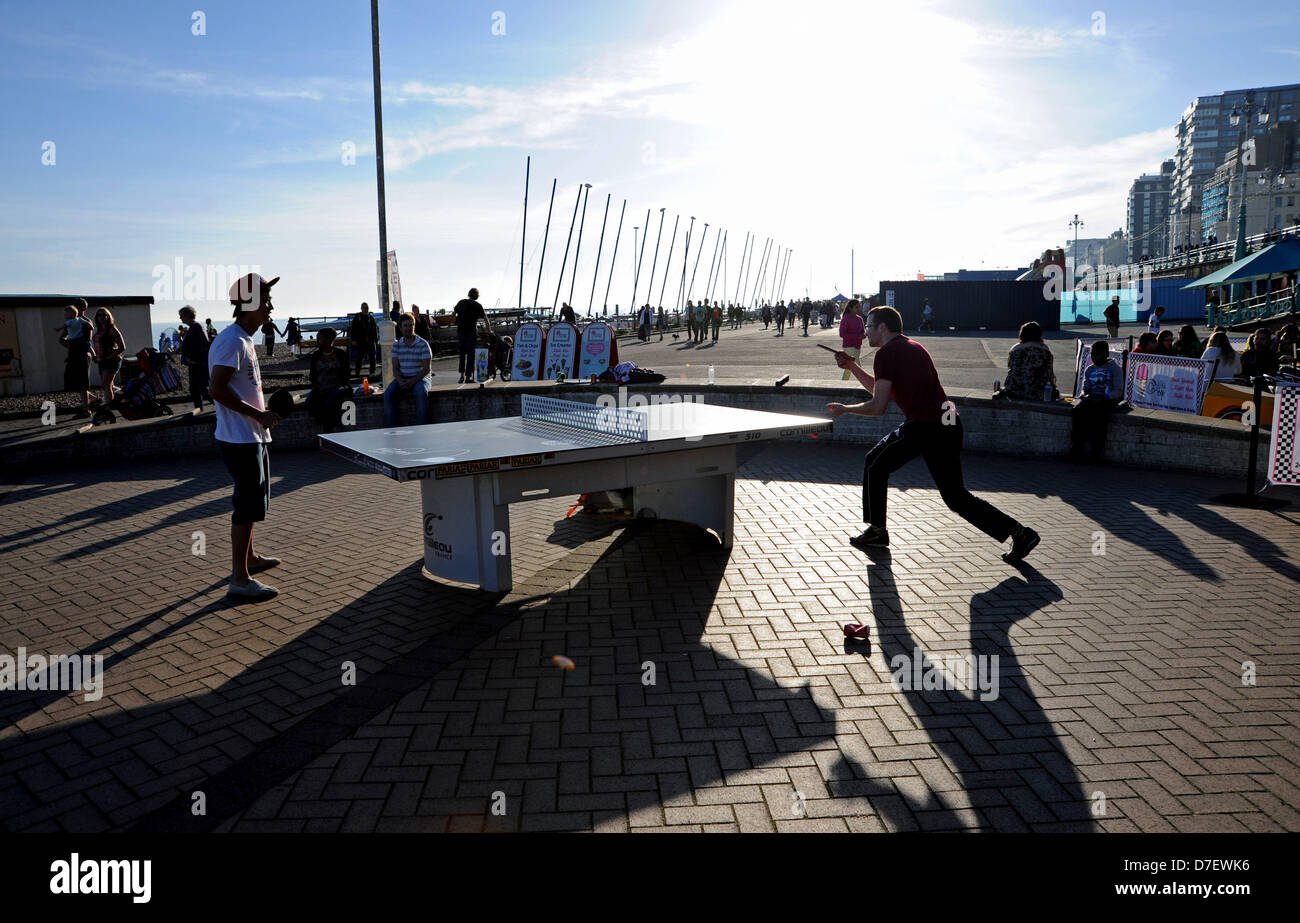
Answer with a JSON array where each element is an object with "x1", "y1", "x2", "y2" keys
[
  {"x1": 1003, "y1": 321, "x2": 1056, "y2": 400},
  {"x1": 1240, "y1": 328, "x2": 1279, "y2": 378},
  {"x1": 1174, "y1": 325, "x2": 1203, "y2": 359},
  {"x1": 1201, "y1": 331, "x2": 1242, "y2": 380},
  {"x1": 306, "y1": 327, "x2": 353, "y2": 432},
  {"x1": 1155, "y1": 330, "x2": 1176, "y2": 355},
  {"x1": 1276, "y1": 324, "x2": 1299, "y2": 364}
]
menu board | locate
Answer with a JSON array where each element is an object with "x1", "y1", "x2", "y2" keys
[
  {"x1": 541, "y1": 323, "x2": 578, "y2": 380},
  {"x1": 578, "y1": 323, "x2": 614, "y2": 379},
  {"x1": 511, "y1": 323, "x2": 544, "y2": 381}
]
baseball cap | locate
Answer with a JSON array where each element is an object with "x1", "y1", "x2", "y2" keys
[{"x1": 229, "y1": 273, "x2": 280, "y2": 309}]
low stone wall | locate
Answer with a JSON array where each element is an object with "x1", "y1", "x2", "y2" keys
[{"x1": 0, "y1": 380, "x2": 1258, "y2": 478}]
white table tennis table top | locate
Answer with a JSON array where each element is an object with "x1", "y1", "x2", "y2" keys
[{"x1": 319, "y1": 402, "x2": 831, "y2": 482}]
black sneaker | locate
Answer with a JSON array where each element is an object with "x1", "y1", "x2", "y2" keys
[
  {"x1": 1002, "y1": 527, "x2": 1040, "y2": 564},
  {"x1": 849, "y1": 527, "x2": 889, "y2": 551}
]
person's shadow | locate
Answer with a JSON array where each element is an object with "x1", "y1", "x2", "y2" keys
[{"x1": 832, "y1": 550, "x2": 1092, "y2": 831}]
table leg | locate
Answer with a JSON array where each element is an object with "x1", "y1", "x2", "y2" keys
[{"x1": 420, "y1": 475, "x2": 512, "y2": 592}]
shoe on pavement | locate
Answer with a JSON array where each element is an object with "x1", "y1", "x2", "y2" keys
[
  {"x1": 1002, "y1": 527, "x2": 1040, "y2": 564},
  {"x1": 849, "y1": 526, "x2": 889, "y2": 551},
  {"x1": 226, "y1": 578, "x2": 279, "y2": 602},
  {"x1": 248, "y1": 556, "x2": 281, "y2": 574}
]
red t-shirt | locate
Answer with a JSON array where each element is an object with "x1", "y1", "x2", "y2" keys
[{"x1": 872, "y1": 335, "x2": 949, "y2": 422}]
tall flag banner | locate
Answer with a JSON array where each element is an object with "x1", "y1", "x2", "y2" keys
[
  {"x1": 376, "y1": 251, "x2": 401, "y2": 311},
  {"x1": 1266, "y1": 382, "x2": 1300, "y2": 487}
]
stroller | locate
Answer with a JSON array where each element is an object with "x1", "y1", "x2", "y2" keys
[
  {"x1": 477, "y1": 330, "x2": 514, "y2": 381},
  {"x1": 91, "y1": 348, "x2": 181, "y2": 425}
]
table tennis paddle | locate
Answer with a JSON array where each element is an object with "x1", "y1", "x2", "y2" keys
[{"x1": 267, "y1": 388, "x2": 297, "y2": 418}]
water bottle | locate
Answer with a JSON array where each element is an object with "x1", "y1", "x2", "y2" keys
[
  {"x1": 708, "y1": 365, "x2": 716, "y2": 385},
  {"x1": 1043, "y1": 383, "x2": 1053, "y2": 402},
  {"x1": 993, "y1": 379, "x2": 1001, "y2": 393}
]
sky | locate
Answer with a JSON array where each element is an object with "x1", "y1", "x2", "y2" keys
[{"x1": 3, "y1": 0, "x2": 1299, "y2": 324}]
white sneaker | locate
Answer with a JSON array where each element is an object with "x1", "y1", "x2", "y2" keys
[{"x1": 226, "y1": 578, "x2": 279, "y2": 602}]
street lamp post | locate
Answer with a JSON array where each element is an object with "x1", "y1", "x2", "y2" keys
[
  {"x1": 1068, "y1": 214, "x2": 1084, "y2": 320},
  {"x1": 1229, "y1": 94, "x2": 1271, "y2": 305}
]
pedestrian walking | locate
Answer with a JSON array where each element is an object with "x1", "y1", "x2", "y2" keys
[
  {"x1": 839, "y1": 299, "x2": 865, "y2": 381},
  {"x1": 58, "y1": 302, "x2": 94, "y2": 416},
  {"x1": 260, "y1": 319, "x2": 285, "y2": 358},
  {"x1": 91, "y1": 307, "x2": 126, "y2": 406},
  {"x1": 285, "y1": 317, "x2": 302, "y2": 356},
  {"x1": 349, "y1": 302, "x2": 379, "y2": 377},
  {"x1": 453, "y1": 288, "x2": 487, "y2": 383},
  {"x1": 1104, "y1": 296, "x2": 1120, "y2": 339},
  {"x1": 825, "y1": 305, "x2": 1040, "y2": 563},
  {"x1": 179, "y1": 305, "x2": 211, "y2": 411}
]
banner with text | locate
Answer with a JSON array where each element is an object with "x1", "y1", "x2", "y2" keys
[
  {"x1": 375, "y1": 251, "x2": 401, "y2": 312},
  {"x1": 510, "y1": 323, "x2": 544, "y2": 381},
  {"x1": 578, "y1": 323, "x2": 614, "y2": 379},
  {"x1": 1123, "y1": 352, "x2": 1215, "y2": 415},
  {"x1": 1267, "y1": 382, "x2": 1300, "y2": 487},
  {"x1": 541, "y1": 323, "x2": 579, "y2": 380}
]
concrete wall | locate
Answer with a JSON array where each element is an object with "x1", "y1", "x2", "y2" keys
[
  {"x1": 1, "y1": 380, "x2": 1261, "y2": 480},
  {"x1": 1, "y1": 302, "x2": 152, "y2": 396}
]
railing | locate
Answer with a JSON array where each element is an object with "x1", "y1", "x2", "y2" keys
[
  {"x1": 1209, "y1": 290, "x2": 1297, "y2": 329},
  {"x1": 1086, "y1": 224, "x2": 1300, "y2": 285}
]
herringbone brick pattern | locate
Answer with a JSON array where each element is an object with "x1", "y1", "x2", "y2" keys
[{"x1": 1, "y1": 443, "x2": 1297, "y2": 832}]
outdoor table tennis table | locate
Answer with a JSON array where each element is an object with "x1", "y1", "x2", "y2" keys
[{"x1": 319, "y1": 395, "x2": 832, "y2": 592}]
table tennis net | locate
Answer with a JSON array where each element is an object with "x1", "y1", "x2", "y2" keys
[{"x1": 521, "y1": 394, "x2": 649, "y2": 443}]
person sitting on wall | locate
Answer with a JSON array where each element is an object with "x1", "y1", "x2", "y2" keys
[
  {"x1": 306, "y1": 327, "x2": 354, "y2": 433},
  {"x1": 1002, "y1": 321, "x2": 1057, "y2": 401},
  {"x1": 1071, "y1": 341, "x2": 1123, "y2": 464},
  {"x1": 384, "y1": 312, "x2": 433, "y2": 426}
]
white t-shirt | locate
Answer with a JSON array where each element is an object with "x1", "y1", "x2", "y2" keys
[
  {"x1": 1201, "y1": 346, "x2": 1242, "y2": 380},
  {"x1": 1148, "y1": 314, "x2": 1161, "y2": 333},
  {"x1": 208, "y1": 323, "x2": 269, "y2": 443}
]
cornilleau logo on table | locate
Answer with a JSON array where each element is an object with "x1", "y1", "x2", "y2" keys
[
  {"x1": 0, "y1": 648, "x2": 103, "y2": 701},
  {"x1": 49, "y1": 854, "x2": 151, "y2": 903}
]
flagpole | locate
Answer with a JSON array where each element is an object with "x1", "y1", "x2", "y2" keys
[
  {"x1": 658, "y1": 214, "x2": 680, "y2": 308},
  {"x1": 733, "y1": 232, "x2": 751, "y2": 305},
  {"x1": 532, "y1": 178, "x2": 556, "y2": 310},
  {"x1": 587, "y1": 193, "x2": 612, "y2": 314},
  {"x1": 602, "y1": 198, "x2": 627, "y2": 314},
  {"x1": 516, "y1": 157, "x2": 529, "y2": 310},
  {"x1": 568, "y1": 183, "x2": 593, "y2": 307},
  {"x1": 552, "y1": 184, "x2": 583, "y2": 312}
]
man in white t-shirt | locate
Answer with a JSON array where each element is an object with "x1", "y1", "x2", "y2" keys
[{"x1": 209, "y1": 273, "x2": 284, "y2": 603}]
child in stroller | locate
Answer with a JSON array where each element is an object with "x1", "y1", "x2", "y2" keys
[
  {"x1": 91, "y1": 348, "x2": 181, "y2": 425},
  {"x1": 475, "y1": 330, "x2": 514, "y2": 381}
]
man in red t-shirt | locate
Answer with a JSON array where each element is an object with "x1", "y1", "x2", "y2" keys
[{"x1": 826, "y1": 306, "x2": 1040, "y2": 563}]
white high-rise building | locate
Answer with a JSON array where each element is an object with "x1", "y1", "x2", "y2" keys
[{"x1": 1168, "y1": 83, "x2": 1300, "y2": 254}]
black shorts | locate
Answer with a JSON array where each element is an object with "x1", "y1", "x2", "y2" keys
[
  {"x1": 98, "y1": 358, "x2": 122, "y2": 378},
  {"x1": 219, "y1": 441, "x2": 271, "y2": 524}
]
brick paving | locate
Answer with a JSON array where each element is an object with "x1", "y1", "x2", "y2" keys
[{"x1": 1, "y1": 441, "x2": 1298, "y2": 833}]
